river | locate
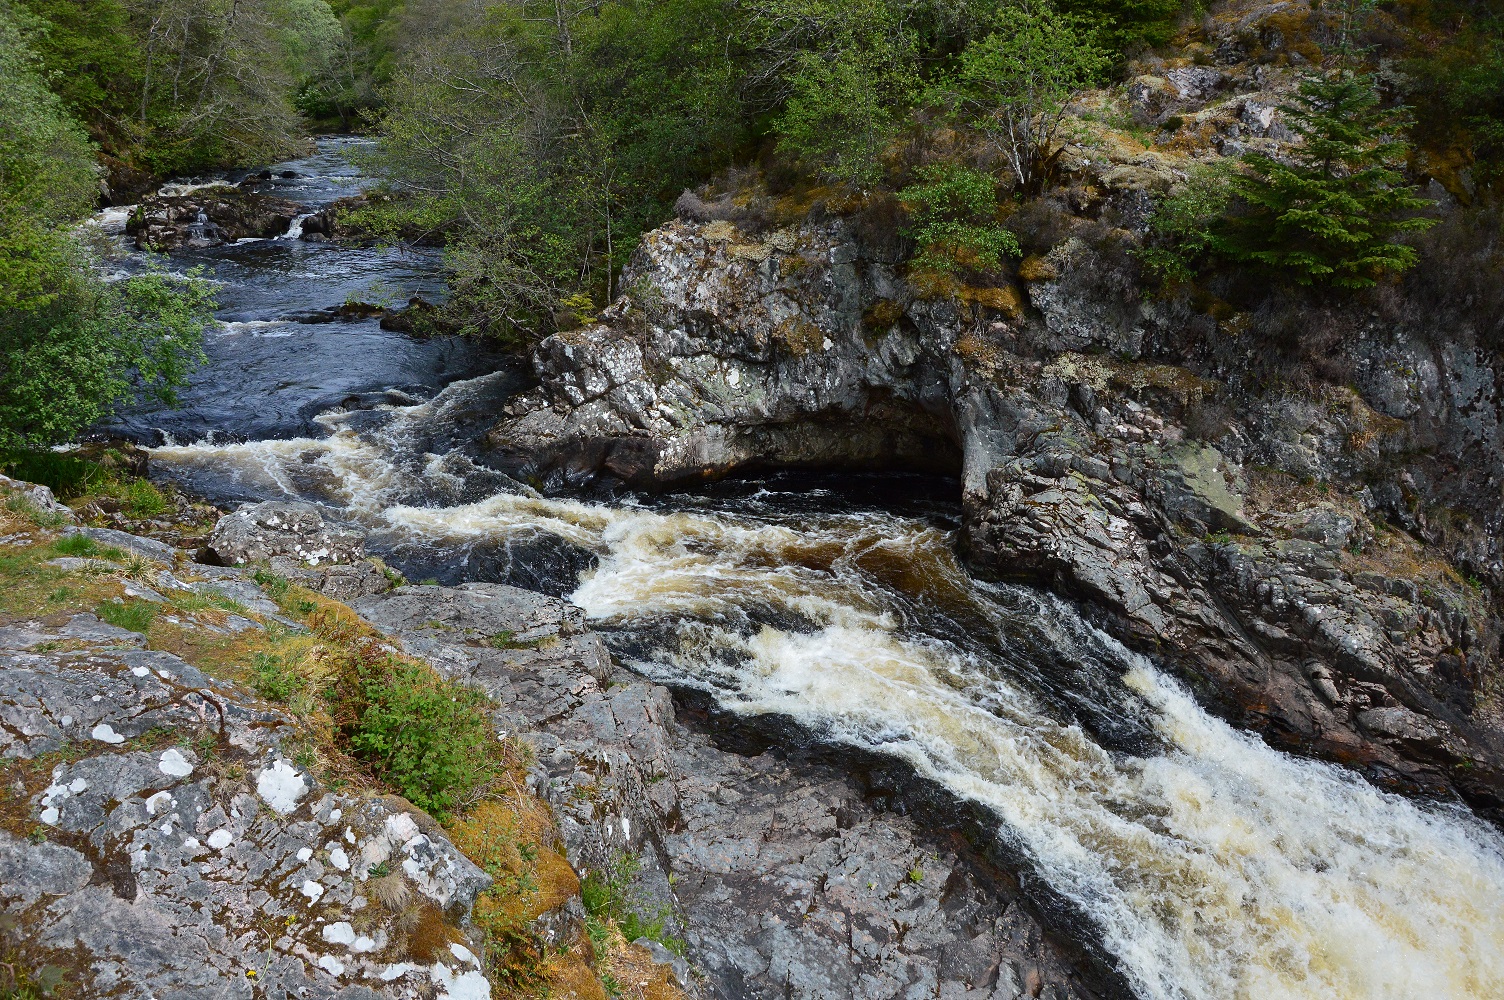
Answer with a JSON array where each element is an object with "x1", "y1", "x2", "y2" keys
[{"x1": 103, "y1": 138, "x2": 1504, "y2": 1000}]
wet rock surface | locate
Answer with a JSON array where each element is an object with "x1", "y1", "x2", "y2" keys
[
  {"x1": 126, "y1": 185, "x2": 302, "y2": 250},
  {"x1": 0, "y1": 603, "x2": 493, "y2": 999},
  {"x1": 354, "y1": 584, "x2": 1109, "y2": 1000},
  {"x1": 485, "y1": 208, "x2": 1504, "y2": 817}
]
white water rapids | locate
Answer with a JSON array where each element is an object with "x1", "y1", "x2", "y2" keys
[{"x1": 151, "y1": 374, "x2": 1504, "y2": 1000}]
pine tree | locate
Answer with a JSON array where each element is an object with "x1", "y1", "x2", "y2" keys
[{"x1": 1213, "y1": 71, "x2": 1434, "y2": 288}]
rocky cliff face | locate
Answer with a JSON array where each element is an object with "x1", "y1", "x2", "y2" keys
[{"x1": 485, "y1": 197, "x2": 1504, "y2": 819}]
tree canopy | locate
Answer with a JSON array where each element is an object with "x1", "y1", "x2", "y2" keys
[{"x1": 0, "y1": 1, "x2": 213, "y2": 456}]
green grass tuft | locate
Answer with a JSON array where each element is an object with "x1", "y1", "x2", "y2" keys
[{"x1": 95, "y1": 599, "x2": 160, "y2": 634}]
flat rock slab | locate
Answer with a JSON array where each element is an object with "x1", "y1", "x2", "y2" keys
[{"x1": 0, "y1": 612, "x2": 490, "y2": 1000}]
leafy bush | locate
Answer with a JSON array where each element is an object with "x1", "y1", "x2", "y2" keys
[
  {"x1": 345, "y1": 656, "x2": 498, "y2": 819},
  {"x1": 930, "y1": 3, "x2": 1110, "y2": 193},
  {"x1": 250, "y1": 652, "x2": 305, "y2": 702},
  {"x1": 1136, "y1": 162, "x2": 1235, "y2": 284},
  {"x1": 899, "y1": 164, "x2": 1019, "y2": 273},
  {"x1": 767, "y1": 0, "x2": 921, "y2": 187}
]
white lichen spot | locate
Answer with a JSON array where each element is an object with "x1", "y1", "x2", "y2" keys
[
  {"x1": 158, "y1": 748, "x2": 193, "y2": 778},
  {"x1": 59, "y1": 715, "x2": 72, "y2": 726},
  {"x1": 301, "y1": 880, "x2": 325, "y2": 903},
  {"x1": 317, "y1": 955, "x2": 345, "y2": 977},
  {"x1": 822, "y1": 337, "x2": 834, "y2": 351},
  {"x1": 322, "y1": 922, "x2": 357, "y2": 947},
  {"x1": 39, "y1": 807, "x2": 59, "y2": 825},
  {"x1": 297, "y1": 847, "x2": 314, "y2": 862},
  {"x1": 378, "y1": 964, "x2": 412, "y2": 982},
  {"x1": 256, "y1": 760, "x2": 308, "y2": 814},
  {"x1": 449, "y1": 943, "x2": 479, "y2": 966},
  {"x1": 132, "y1": 666, "x2": 150, "y2": 677},
  {"x1": 726, "y1": 369, "x2": 740, "y2": 387},
  {"x1": 329, "y1": 847, "x2": 350, "y2": 872},
  {"x1": 160, "y1": 821, "x2": 173, "y2": 834},
  {"x1": 329, "y1": 808, "x2": 342, "y2": 822},
  {"x1": 91, "y1": 723, "x2": 126, "y2": 745},
  {"x1": 91, "y1": 695, "x2": 102, "y2": 702},
  {"x1": 344, "y1": 827, "x2": 355, "y2": 844},
  {"x1": 431, "y1": 963, "x2": 491, "y2": 1000},
  {"x1": 208, "y1": 829, "x2": 233, "y2": 850},
  {"x1": 67, "y1": 778, "x2": 87, "y2": 794},
  {"x1": 621, "y1": 816, "x2": 631, "y2": 840},
  {"x1": 145, "y1": 791, "x2": 172, "y2": 816},
  {"x1": 385, "y1": 813, "x2": 419, "y2": 843}
]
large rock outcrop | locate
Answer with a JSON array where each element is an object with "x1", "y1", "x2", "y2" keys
[
  {"x1": 485, "y1": 209, "x2": 1504, "y2": 817},
  {"x1": 127, "y1": 184, "x2": 301, "y2": 250}
]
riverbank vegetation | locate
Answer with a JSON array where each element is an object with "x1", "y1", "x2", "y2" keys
[
  {"x1": 322, "y1": 0, "x2": 1500, "y2": 341},
  {"x1": 0, "y1": 2, "x2": 216, "y2": 469},
  {"x1": 2, "y1": 0, "x2": 1501, "y2": 432}
]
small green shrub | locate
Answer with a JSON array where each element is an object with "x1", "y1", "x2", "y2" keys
[
  {"x1": 111, "y1": 478, "x2": 170, "y2": 518},
  {"x1": 250, "y1": 652, "x2": 304, "y2": 702},
  {"x1": 581, "y1": 851, "x2": 686, "y2": 955},
  {"x1": 345, "y1": 656, "x2": 498, "y2": 820},
  {"x1": 899, "y1": 164, "x2": 1019, "y2": 275},
  {"x1": 1136, "y1": 162, "x2": 1234, "y2": 285},
  {"x1": 95, "y1": 598, "x2": 159, "y2": 634},
  {"x1": 252, "y1": 570, "x2": 290, "y2": 600}
]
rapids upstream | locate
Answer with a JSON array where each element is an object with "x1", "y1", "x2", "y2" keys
[{"x1": 108, "y1": 144, "x2": 1504, "y2": 1000}]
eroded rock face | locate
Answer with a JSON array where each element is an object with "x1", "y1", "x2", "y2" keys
[
  {"x1": 0, "y1": 611, "x2": 491, "y2": 999},
  {"x1": 488, "y1": 220, "x2": 964, "y2": 486},
  {"x1": 354, "y1": 584, "x2": 1111, "y2": 1000},
  {"x1": 127, "y1": 185, "x2": 301, "y2": 250},
  {"x1": 484, "y1": 212, "x2": 1504, "y2": 817}
]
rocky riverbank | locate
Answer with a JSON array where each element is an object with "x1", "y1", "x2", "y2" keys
[
  {"x1": 480, "y1": 5, "x2": 1504, "y2": 822},
  {"x1": 0, "y1": 482, "x2": 1104, "y2": 999},
  {"x1": 484, "y1": 204, "x2": 1504, "y2": 819}
]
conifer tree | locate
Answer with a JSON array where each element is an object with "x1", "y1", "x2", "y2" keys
[{"x1": 1212, "y1": 70, "x2": 1434, "y2": 288}]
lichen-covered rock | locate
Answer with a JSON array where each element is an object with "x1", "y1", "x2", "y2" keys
[
  {"x1": 0, "y1": 611, "x2": 492, "y2": 999},
  {"x1": 0, "y1": 474, "x2": 73, "y2": 525},
  {"x1": 207, "y1": 501, "x2": 368, "y2": 568}
]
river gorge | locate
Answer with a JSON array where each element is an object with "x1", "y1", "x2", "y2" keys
[{"x1": 85, "y1": 139, "x2": 1504, "y2": 1000}]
